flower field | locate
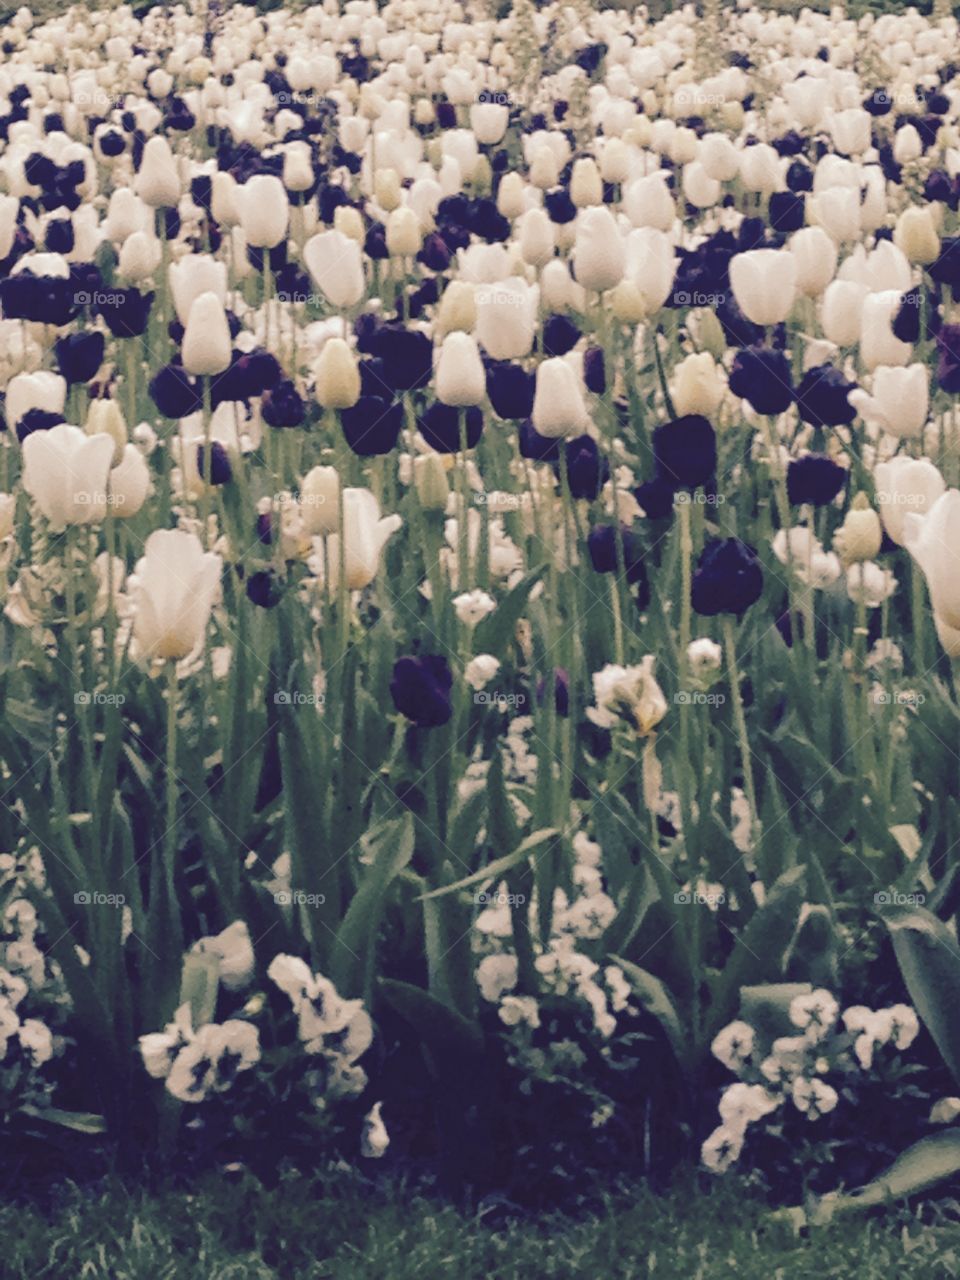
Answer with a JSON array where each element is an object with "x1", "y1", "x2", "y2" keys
[{"x1": 5, "y1": 0, "x2": 960, "y2": 1238}]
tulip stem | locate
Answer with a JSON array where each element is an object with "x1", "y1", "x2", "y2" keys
[
  {"x1": 457, "y1": 410, "x2": 470, "y2": 591},
  {"x1": 677, "y1": 498, "x2": 696, "y2": 856},
  {"x1": 722, "y1": 613, "x2": 760, "y2": 854},
  {"x1": 164, "y1": 660, "x2": 180, "y2": 893},
  {"x1": 201, "y1": 376, "x2": 213, "y2": 548}
]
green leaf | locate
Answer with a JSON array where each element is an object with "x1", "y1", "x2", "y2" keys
[
  {"x1": 329, "y1": 812, "x2": 415, "y2": 1000},
  {"x1": 473, "y1": 564, "x2": 545, "y2": 656},
  {"x1": 417, "y1": 827, "x2": 560, "y2": 901},
  {"x1": 179, "y1": 951, "x2": 220, "y2": 1028},
  {"x1": 614, "y1": 958, "x2": 692, "y2": 1085},
  {"x1": 21, "y1": 1106, "x2": 107, "y2": 1135},
  {"x1": 378, "y1": 977, "x2": 483, "y2": 1066},
  {"x1": 883, "y1": 903, "x2": 960, "y2": 1088}
]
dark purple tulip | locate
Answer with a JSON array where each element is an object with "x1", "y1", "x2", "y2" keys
[
  {"x1": 486, "y1": 362, "x2": 535, "y2": 420},
  {"x1": 544, "y1": 187, "x2": 577, "y2": 224},
  {"x1": 150, "y1": 363, "x2": 202, "y2": 418},
  {"x1": 928, "y1": 238, "x2": 960, "y2": 292},
  {"x1": 786, "y1": 454, "x2": 847, "y2": 507},
  {"x1": 560, "y1": 435, "x2": 609, "y2": 500},
  {"x1": 371, "y1": 324, "x2": 433, "y2": 393},
  {"x1": 892, "y1": 289, "x2": 923, "y2": 344},
  {"x1": 518, "y1": 419, "x2": 561, "y2": 462},
  {"x1": 691, "y1": 538, "x2": 764, "y2": 617},
  {"x1": 16, "y1": 408, "x2": 66, "y2": 443},
  {"x1": 196, "y1": 442, "x2": 232, "y2": 486},
  {"x1": 768, "y1": 192, "x2": 805, "y2": 233},
  {"x1": 634, "y1": 476, "x2": 676, "y2": 520},
  {"x1": 728, "y1": 348, "x2": 794, "y2": 416},
  {"x1": 246, "y1": 570, "x2": 282, "y2": 609},
  {"x1": 261, "y1": 380, "x2": 305, "y2": 428},
  {"x1": 583, "y1": 347, "x2": 606, "y2": 395},
  {"x1": 418, "y1": 233, "x2": 451, "y2": 272},
  {"x1": 937, "y1": 324, "x2": 960, "y2": 394},
  {"x1": 588, "y1": 524, "x2": 646, "y2": 585},
  {"x1": 54, "y1": 331, "x2": 105, "y2": 385},
  {"x1": 96, "y1": 286, "x2": 154, "y2": 338},
  {"x1": 542, "y1": 313, "x2": 581, "y2": 357},
  {"x1": 390, "y1": 655, "x2": 453, "y2": 727},
  {"x1": 0, "y1": 269, "x2": 79, "y2": 325},
  {"x1": 785, "y1": 159, "x2": 813, "y2": 193},
  {"x1": 417, "y1": 402, "x2": 483, "y2": 454},
  {"x1": 795, "y1": 364, "x2": 857, "y2": 428},
  {"x1": 213, "y1": 348, "x2": 282, "y2": 402},
  {"x1": 653, "y1": 415, "x2": 717, "y2": 490},
  {"x1": 341, "y1": 396, "x2": 403, "y2": 456}
]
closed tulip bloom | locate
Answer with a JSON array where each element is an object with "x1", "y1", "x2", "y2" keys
[
  {"x1": 671, "y1": 352, "x2": 724, "y2": 417},
  {"x1": 699, "y1": 133, "x2": 740, "y2": 182},
  {"x1": 386, "y1": 207, "x2": 422, "y2": 257},
  {"x1": 904, "y1": 490, "x2": 960, "y2": 629},
  {"x1": 830, "y1": 108, "x2": 871, "y2": 156},
  {"x1": 893, "y1": 123, "x2": 923, "y2": 164},
  {"x1": 475, "y1": 278, "x2": 537, "y2": 360},
  {"x1": 131, "y1": 529, "x2": 222, "y2": 661},
  {"x1": 796, "y1": 363, "x2": 857, "y2": 428},
  {"x1": 314, "y1": 339, "x2": 360, "y2": 410},
  {"x1": 134, "y1": 136, "x2": 180, "y2": 207},
  {"x1": 682, "y1": 162, "x2": 721, "y2": 210},
  {"x1": 728, "y1": 348, "x2": 794, "y2": 415},
  {"x1": 238, "y1": 175, "x2": 289, "y2": 249},
  {"x1": 572, "y1": 206, "x2": 625, "y2": 294},
  {"x1": 470, "y1": 100, "x2": 509, "y2": 146},
  {"x1": 496, "y1": 172, "x2": 526, "y2": 220},
  {"x1": 784, "y1": 77, "x2": 827, "y2": 129},
  {"x1": 833, "y1": 492, "x2": 882, "y2": 565},
  {"x1": 849, "y1": 364, "x2": 928, "y2": 439},
  {"x1": 7, "y1": 370, "x2": 66, "y2": 433},
  {"x1": 730, "y1": 249, "x2": 797, "y2": 326},
  {"x1": 874, "y1": 456, "x2": 945, "y2": 544},
  {"x1": 624, "y1": 172, "x2": 675, "y2": 230},
  {"x1": 182, "y1": 292, "x2": 232, "y2": 377},
  {"x1": 85, "y1": 398, "x2": 128, "y2": 465},
  {"x1": 786, "y1": 454, "x2": 847, "y2": 506},
  {"x1": 860, "y1": 291, "x2": 912, "y2": 371},
  {"x1": 211, "y1": 171, "x2": 241, "y2": 227},
  {"x1": 118, "y1": 230, "x2": 162, "y2": 283},
  {"x1": 390, "y1": 654, "x2": 453, "y2": 727},
  {"x1": 435, "y1": 280, "x2": 476, "y2": 335},
  {"x1": 808, "y1": 187, "x2": 861, "y2": 243},
  {"x1": 692, "y1": 537, "x2": 764, "y2": 616},
  {"x1": 22, "y1": 423, "x2": 115, "y2": 531},
  {"x1": 324, "y1": 488, "x2": 402, "y2": 590},
  {"x1": 653, "y1": 415, "x2": 717, "y2": 489},
  {"x1": 169, "y1": 254, "x2": 228, "y2": 325},
  {"x1": 820, "y1": 279, "x2": 868, "y2": 346},
  {"x1": 624, "y1": 227, "x2": 675, "y2": 316},
  {"x1": 518, "y1": 207, "x2": 555, "y2": 268},
  {"x1": 531, "y1": 357, "x2": 589, "y2": 438},
  {"x1": 300, "y1": 466, "x2": 340, "y2": 535},
  {"x1": 789, "y1": 226, "x2": 837, "y2": 297},
  {"x1": 303, "y1": 230, "x2": 365, "y2": 309},
  {"x1": 413, "y1": 453, "x2": 450, "y2": 511},
  {"x1": 893, "y1": 207, "x2": 940, "y2": 266},
  {"x1": 436, "y1": 332, "x2": 485, "y2": 407},
  {"x1": 740, "y1": 143, "x2": 780, "y2": 196},
  {"x1": 109, "y1": 443, "x2": 151, "y2": 518}
]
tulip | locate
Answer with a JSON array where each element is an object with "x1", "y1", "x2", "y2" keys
[
  {"x1": 385, "y1": 207, "x2": 422, "y2": 257},
  {"x1": 542, "y1": 314, "x2": 581, "y2": 358},
  {"x1": 182, "y1": 292, "x2": 232, "y2": 377},
  {"x1": 413, "y1": 454, "x2": 450, "y2": 511},
  {"x1": 85, "y1": 398, "x2": 127, "y2": 465},
  {"x1": 518, "y1": 208, "x2": 555, "y2": 267},
  {"x1": 786, "y1": 454, "x2": 847, "y2": 507},
  {"x1": 740, "y1": 143, "x2": 780, "y2": 196},
  {"x1": 169, "y1": 254, "x2": 228, "y2": 326},
  {"x1": 324, "y1": 488, "x2": 402, "y2": 591},
  {"x1": 789, "y1": 226, "x2": 837, "y2": 297},
  {"x1": 238, "y1": 175, "x2": 289, "y2": 249},
  {"x1": 849, "y1": 364, "x2": 928, "y2": 440},
  {"x1": 653, "y1": 415, "x2": 717, "y2": 490},
  {"x1": 300, "y1": 466, "x2": 340, "y2": 535},
  {"x1": 531, "y1": 358, "x2": 589, "y2": 439},
  {"x1": 134, "y1": 136, "x2": 180, "y2": 207},
  {"x1": 314, "y1": 338, "x2": 360, "y2": 410},
  {"x1": 830, "y1": 108, "x2": 871, "y2": 156},
  {"x1": 436, "y1": 332, "x2": 485, "y2": 407},
  {"x1": 833, "y1": 493, "x2": 883, "y2": 565},
  {"x1": 340, "y1": 397, "x2": 403, "y2": 456},
  {"x1": 904, "y1": 489, "x2": 960, "y2": 630},
  {"x1": 728, "y1": 348, "x2": 794, "y2": 415},
  {"x1": 820, "y1": 279, "x2": 868, "y2": 346},
  {"x1": 390, "y1": 655, "x2": 453, "y2": 727},
  {"x1": 470, "y1": 101, "x2": 509, "y2": 146},
  {"x1": 623, "y1": 227, "x2": 675, "y2": 316},
  {"x1": 22, "y1": 423, "x2": 115, "y2": 532},
  {"x1": 303, "y1": 230, "x2": 365, "y2": 310},
  {"x1": 109, "y1": 444, "x2": 151, "y2": 518},
  {"x1": 561, "y1": 435, "x2": 610, "y2": 500},
  {"x1": 796, "y1": 364, "x2": 857, "y2": 427},
  {"x1": 699, "y1": 133, "x2": 740, "y2": 182},
  {"x1": 624, "y1": 172, "x2": 675, "y2": 231},
  {"x1": 572, "y1": 206, "x2": 625, "y2": 294},
  {"x1": 873, "y1": 457, "x2": 945, "y2": 545},
  {"x1": 118, "y1": 230, "x2": 162, "y2": 283},
  {"x1": 691, "y1": 538, "x2": 764, "y2": 616},
  {"x1": 860, "y1": 291, "x2": 911, "y2": 371},
  {"x1": 894, "y1": 207, "x2": 940, "y2": 266},
  {"x1": 670, "y1": 353, "x2": 724, "y2": 418},
  {"x1": 808, "y1": 187, "x2": 861, "y2": 243},
  {"x1": 474, "y1": 279, "x2": 537, "y2": 361},
  {"x1": 682, "y1": 162, "x2": 721, "y2": 210},
  {"x1": 729, "y1": 249, "x2": 797, "y2": 326},
  {"x1": 131, "y1": 529, "x2": 222, "y2": 661},
  {"x1": 418, "y1": 403, "x2": 484, "y2": 454},
  {"x1": 571, "y1": 158, "x2": 603, "y2": 208},
  {"x1": 435, "y1": 281, "x2": 476, "y2": 335},
  {"x1": 7, "y1": 370, "x2": 66, "y2": 434}
]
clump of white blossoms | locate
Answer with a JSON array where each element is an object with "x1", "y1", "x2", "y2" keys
[
  {"x1": 701, "y1": 989, "x2": 919, "y2": 1174},
  {"x1": 140, "y1": 1004, "x2": 261, "y2": 1105}
]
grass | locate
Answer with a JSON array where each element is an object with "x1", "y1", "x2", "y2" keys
[{"x1": 4, "y1": 1170, "x2": 960, "y2": 1279}]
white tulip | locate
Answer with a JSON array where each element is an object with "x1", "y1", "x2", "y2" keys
[
  {"x1": 436, "y1": 332, "x2": 485, "y2": 407},
  {"x1": 729, "y1": 249, "x2": 797, "y2": 326},
  {"x1": 531, "y1": 358, "x2": 588, "y2": 438},
  {"x1": 873, "y1": 456, "x2": 944, "y2": 544},
  {"x1": 859, "y1": 291, "x2": 911, "y2": 371},
  {"x1": 904, "y1": 490, "x2": 960, "y2": 630},
  {"x1": 237, "y1": 174, "x2": 289, "y2": 249},
  {"x1": 134, "y1": 136, "x2": 180, "y2": 207},
  {"x1": 474, "y1": 278, "x2": 537, "y2": 360},
  {"x1": 169, "y1": 254, "x2": 228, "y2": 326},
  {"x1": 820, "y1": 279, "x2": 868, "y2": 346},
  {"x1": 624, "y1": 172, "x2": 675, "y2": 230},
  {"x1": 182, "y1": 292, "x2": 232, "y2": 377},
  {"x1": 131, "y1": 529, "x2": 222, "y2": 661},
  {"x1": 303, "y1": 230, "x2": 365, "y2": 309},
  {"x1": 22, "y1": 423, "x2": 114, "y2": 531},
  {"x1": 323, "y1": 488, "x2": 402, "y2": 590},
  {"x1": 572, "y1": 206, "x2": 625, "y2": 294},
  {"x1": 849, "y1": 364, "x2": 928, "y2": 439},
  {"x1": 789, "y1": 226, "x2": 837, "y2": 297}
]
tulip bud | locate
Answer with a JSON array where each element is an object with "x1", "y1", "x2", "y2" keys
[
  {"x1": 333, "y1": 205, "x2": 365, "y2": 243},
  {"x1": 118, "y1": 230, "x2": 161, "y2": 283},
  {"x1": 572, "y1": 205, "x2": 625, "y2": 293},
  {"x1": 283, "y1": 143, "x2": 314, "y2": 194},
  {"x1": 833, "y1": 492, "x2": 882, "y2": 564},
  {"x1": 671, "y1": 352, "x2": 724, "y2": 417},
  {"x1": 414, "y1": 99, "x2": 435, "y2": 127},
  {"x1": 894, "y1": 207, "x2": 940, "y2": 266},
  {"x1": 436, "y1": 280, "x2": 476, "y2": 334},
  {"x1": 570, "y1": 157, "x2": 602, "y2": 207},
  {"x1": 211, "y1": 171, "x2": 240, "y2": 227},
  {"x1": 414, "y1": 453, "x2": 450, "y2": 511},
  {"x1": 182, "y1": 292, "x2": 232, "y2": 377},
  {"x1": 689, "y1": 308, "x2": 726, "y2": 360},
  {"x1": 386, "y1": 206, "x2": 422, "y2": 257},
  {"x1": 496, "y1": 172, "x2": 525, "y2": 220},
  {"x1": 470, "y1": 154, "x2": 493, "y2": 197},
  {"x1": 314, "y1": 338, "x2": 360, "y2": 410},
  {"x1": 85, "y1": 398, "x2": 128, "y2": 466},
  {"x1": 436, "y1": 332, "x2": 485, "y2": 407},
  {"x1": 238, "y1": 174, "x2": 289, "y2": 250},
  {"x1": 300, "y1": 466, "x2": 340, "y2": 535},
  {"x1": 529, "y1": 148, "x2": 559, "y2": 189},
  {"x1": 134, "y1": 136, "x2": 180, "y2": 208},
  {"x1": 609, "y1": 280, "x2": 646, "y2": 324},
  {"x1": 374, "y1": 168, "x2": 402, "y2": 212}
]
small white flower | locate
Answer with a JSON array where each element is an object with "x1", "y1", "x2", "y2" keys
[
  {"x1": 18, "y1": 1018, "x2": 53, "y2": 1067},
  {"x1": 701, "y1": 1123, "x2": 745, "y2": 1174},
  {"x1": 789, "y1": 989, "x2": 839, "y2": 1042},
  {"x1": 361, "y1": 1101, "x2": 390, "y2": 1158},
  {"x1": 453, "y1": 589, "x2": 496, "y2": 627},
  {"x1": 499, "y1": 995, "x2": 541, "y2": 1030},
  {"x1": 930, "y1": 1097, "x2": 960, "y2": 1125},
  {"x1": 476, "y1": 954, "x2": 518, "y2": 1002},
  {"x1": 464, "y1": 653, "x2": 500, "y2": 690},
  {"x1": 791, "y1": 1076, "x2": 839, "y2": 1119},
  {"x1": 711, "y1": 1020, "x2": 755, "y2": 1072}
]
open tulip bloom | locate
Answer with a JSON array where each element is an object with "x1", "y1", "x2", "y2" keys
[{"x1": 1, "y1": 0, "x2": 960, "y2": 1222}]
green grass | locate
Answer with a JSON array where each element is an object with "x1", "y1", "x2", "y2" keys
[{"x1": 4, "y1": 1170, "x2": 960, "y2": 1279}]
